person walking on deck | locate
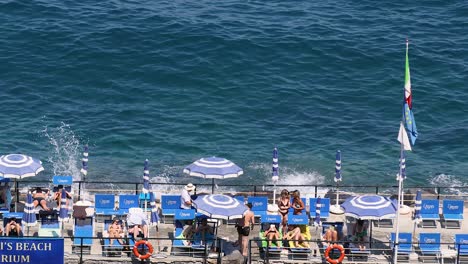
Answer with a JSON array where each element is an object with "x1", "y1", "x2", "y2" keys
[{"x1": 234, "y1": 202, "x2": 254, "y2": 263}]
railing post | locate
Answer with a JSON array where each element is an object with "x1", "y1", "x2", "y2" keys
[
  {"x1": 437, "y1": 187, "x2": 441, "y2": 200},
  {"x1": 376, "y1": 186, "x2": 379, "y2": 195},
  {"x1": 78, "y1": 181, "x2": 82, "y2": 201},
  {"x1": 80, "y1": 237, "x2": 83, "y2": 264},
  {"x1": 315, "y1": 185, "x2": 318, "y2": 198},
  {"x1": 248, "y1": 239, "x2": 251, "y2": 264},
  {"x1": 254, "y1": 186, "x2": 257, "y2": 197},
  {"x1": 135, "y1": 183, "x2": 139, "y2": 195}
]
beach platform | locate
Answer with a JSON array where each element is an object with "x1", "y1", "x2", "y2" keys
[{"x1": 2, "y1": 200, "x2": 468, "y2": 264}]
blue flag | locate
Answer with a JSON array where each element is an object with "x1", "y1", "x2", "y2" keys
[{"x1": 403, "y1": 103, "x2": 418, "y2": 145}]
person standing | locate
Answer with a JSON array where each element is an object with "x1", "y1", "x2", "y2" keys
[
  {"x1": 180, "y1": 183, "x2": 195, "y2": 209},
  {"x1": 235, "y1": 203, "x2": 255, "y2": 263},
  {"x1": 291, "y1": 190, "x2": 305, "y2": 215}
]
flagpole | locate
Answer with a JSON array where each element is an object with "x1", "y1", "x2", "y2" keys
[
  {"x1": 394, "y1": 39, "x2": 412, "y2": 263},
  {"x1": 393, "y1": 146, "x2": 404, "y2": 264}
]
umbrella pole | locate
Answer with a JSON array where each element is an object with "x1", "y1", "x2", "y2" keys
[
  {"x1": 211, "y1": 179, "x2": 214, "y2": 194},
  {"x1": 15, "y1": 179, "x2": 18, "y2": 212},
  {"x1": 393, "y1": 155, "x2": 404, "y2": 264}
]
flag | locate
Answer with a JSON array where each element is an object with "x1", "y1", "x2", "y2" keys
[
  {"x1": 405, "y1": 40, "x2": 412, "y2": 109},
  {"x1": 396, "y1": 150, "x2": 406, "y2": 181},
  {"x1": 397, "y1": 122, "x2": 412, "y2": 151},
  {"x1": 403, "y1": 40, "x2": 418, "y2": 145}
]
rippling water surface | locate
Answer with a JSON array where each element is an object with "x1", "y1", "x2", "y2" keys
[{"x1": 0, "y1": 0, "x2": 467, "y2": 188}]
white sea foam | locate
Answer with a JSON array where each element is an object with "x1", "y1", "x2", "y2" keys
[{"x1": 429, "y1": 173, "x2": 468, "y2": 196}]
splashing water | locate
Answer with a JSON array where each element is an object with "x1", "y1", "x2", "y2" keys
[{"x1": 41, "y1": 122, "x2": 83, "y2": 181}]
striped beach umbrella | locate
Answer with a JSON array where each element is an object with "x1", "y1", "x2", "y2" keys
[
  {"x1": 149, "y1": 192, "x2": 160, "y2": 226},
  {"x1": 143, "y1": 159, "x2": 150, "y2": 194},
  {"x1": 272, "y1": 148, "x2": 279, "y2": 182},
  {"x1": 334, "y1": 150, "x2": 342, "y2": 182},
  {"x1": 22, "y1": 192, "x2": 37, "y2": 228},
  {"x1": 59, "y1": 189, "x2": 69, "y2": 222},
  {"x1": 314, "y1": 197, "x2": 322, "y2": 227},
  {"x1": 80, "y1": 145, "x2": 88, "y2": 177},
  {"x1": 0, "y1": 154, "x2": 44, "y2": 179},
  {"x1": 414, "y1": 190, "x2": 422, "y2": 224},
  {"x1": 341, "y1": 195, "x2": 398, "y2": 220},
  {"x1": 193, "y1": 194, "x2": 247, "y2": 220},
  {"x1": 183, "y1": 157, "x2": 243, "y2": 179}
]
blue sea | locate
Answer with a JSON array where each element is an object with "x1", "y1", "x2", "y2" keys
[{"x1": 0, "y1": 0, "x2": 467, "y2": 190}]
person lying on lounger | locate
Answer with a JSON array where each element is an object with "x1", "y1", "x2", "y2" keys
[
  {"x1": 53, "y1": 185, "x2": 72, "y2": 208},
  {"x1": 32, "y1": 187, "x2": 51, "y2": 211},
  {"x1": 108, "y1": 218, "x2": 124, "y2": 245}
]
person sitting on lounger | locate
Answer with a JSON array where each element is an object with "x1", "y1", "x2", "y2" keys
[
  {"x1": 108, "y1": 218, "x2": 124, "y2": 245},
  {"x1": 353, "y1": 219, "x2": 368, "y2": 250},
  {"x1": 284, "y1": 225, "x2": 309, "y2": 248},
  {"x1": 32, "y1": 187, "x2": 51, "y2": 211},
  {"x1": 5, "y1": 217, "x2": 22, "y2": 237},
  {"x1": 53, "y1": 185, "x2": 72, "y2": 208},
  {"x1": 322, "y1": 225, "x2": 338, "y2": 247},
  {"x1": 195, "y1": 218, "x2": 214, "y2": 245},
  {"x1": 264, "y1": 224, "x2": 280, "y2": 247}
]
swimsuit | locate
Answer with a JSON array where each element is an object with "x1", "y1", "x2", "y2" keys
[{"x1": 279, "y1": 199, "x2": 290, "y2": 215}]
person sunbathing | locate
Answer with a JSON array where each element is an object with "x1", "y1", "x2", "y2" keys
[
  {"x1": 108, "y1": 219, "x2": 124, "y2": 245},
  {"x1": 284, "y1": 225, "x2": 308, "y2": 248},
  {"x1": 32, "y1": 187, "x2": 51, "y2": 211},
  {"x1": 53, "y1": 185, "x2": 72, "y2": 208},
  {"x1": 264, "y1": 224, "x2": 280, "y2": 247},
  {"x1": 353, "y1": 219, "x2": 368, "y2": 250},
  {"x1": 5, "y1": 217, "x2": 22, "y2": 237},
  {"x1": 322, "y1": 225, "x2": 338, "y2": 247}
]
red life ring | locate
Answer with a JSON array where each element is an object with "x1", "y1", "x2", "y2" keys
[
  {"x1": 324, "y1": 244, "x2": 345, "y2": 264},
  {"x1": 133, "y1": 240, "x2": 154, "y2": 260}
]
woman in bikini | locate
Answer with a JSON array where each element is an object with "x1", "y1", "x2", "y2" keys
[
  {"x1": 284, "y1": 225, "x2": 308, "y2": 248},
  {"x1": 277, "y1": 189, "x2": 290, "y2": 234},
  {"x1": 291, "y1": 190, "x2": 305, "y2": 215},
  {"x1": 108, "y1": 219, "x2": 124, "y2": 245},
  {"x1": 264, "y1": 224, "x2": 280, "y2": 247}
]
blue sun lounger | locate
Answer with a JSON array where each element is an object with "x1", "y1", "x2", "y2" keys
[
  {"x1": 418, "y1": 233, "x2": 442, "y2": 263},
  {"x1": 102, "y1": 219, "x2": 124, "y2": 257},
  {"x1": 161, "y1": 195, "x2": 181, "y2": 223},
  {"x1": 309, "y1": 198, "x2": 330, "y2": 221},
  {"x1": 247, "y1": 196, "x2": 268, "y2": 220},
  {"x1": 287, "y1": 214, "x2": 311, "y2": 260},
  {"x1": 72, "y1": 216, "x2": 94, "y2": 255},
  {"x1": 95, "y1": 194, "x2": 117, "y2": 221},
  {"x1": 117, "y1": 194, "x2": 139, "y2": 216},
  {"x1": 441, "y1": 200, "x2": 464, "y2": 229},
  {"x1": 420, "y1": 199, "x2": 440, "y2": 228},
  {"x1": 390, "y1": 232, "x2": 413, "y2": 261},
  {"x1": 259, "y1": 214, "x2": 283, "y2": 260}
]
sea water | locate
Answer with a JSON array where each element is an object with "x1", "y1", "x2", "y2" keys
[{"x1": 0, "y1": 0, "x2": 467, "y2": 190}]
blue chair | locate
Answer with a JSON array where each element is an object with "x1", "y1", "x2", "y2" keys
[
  {"x1": 247, "y1": 196, "x2": 268, "y2": 219},
  {"x1": 172, "y1": 209, "x2": 196, "y2": 256},
  {"x1": 287, "y1": 214, "x2": 311, "y2": 260},
  {"x1": 441, "y1": 200, "x2": 464, "y2": 229},
  {"x1": 72, "y1": 216, "x2": 94, "y2": 254},
  {"x1": 454, "y1": 234, "x2": 468, "y2": 260},
  {"x1": 139, "y1": 192, "x2": 151, "y2": 211},
  {"x1": 38, "y1": 215, "x2": 61, "y2": 237},
  {"x1": 418, "y1": 233, "x2": 441, "y2": 262},
  {"x1": 309, "y1": 198, "x2": 330, "y2": 221},
  {"x1": 161, "y1": 195, "x2": 181, "y2": 223},
  {"x1": 95, "y1": 194, "x2": 117, "y2": 218},
  {"x1": 390, "y1": 232, "x2": 413, "y2": 260},
  {"x1": 117, "y1": 194, "x2": 139, "y2": 215},
  {"x1": 420, "y1": 199, "x2": 440, "y2": 228},
  {"x1": 102, "y1": 219, "x2": 124, "y2": 256}
]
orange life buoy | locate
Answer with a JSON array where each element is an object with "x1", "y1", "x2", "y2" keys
[
  {"x1": 133, "y1": 240, "x2": 154, "y2": 260},
  {"x1": 324, "y1": 244, "x2": 345, "y2": 264}
]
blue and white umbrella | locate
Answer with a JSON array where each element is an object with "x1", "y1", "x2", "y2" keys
[
  {"x1": 22, "y1": 192, "x2": 37, "y2": 229},
  {"x1": 143, "y1": 159, "x2": 150, "y2": 194},
  {"x1": 341, "y1": 195, "x2": 398, "y2": 220},
  {"x1": 413, "y1": 190, "x2": 422, "y2": 224},
  {"x1": 0, "y1": 154, "x2": 44, "y2": 179},
  {"x1": 314, "y1": 197, "x2": 322, "y2": 227},
  {"x1": 149, "y1": 192, "x2": 160, "y2": 226},
  {"x1": 272, "y1": 148, "x2": 279, "y2": 182},
  {"x1": 59, "y1": 189, "x2": 69, "y2": 222},
  {"x1": 334, "y1": 150, "x2": 342, "y2": 182},
  {"x1": 193, "y1": 194, "x2": 247, "y2": 220},
  {"x1": 183, "y1": 157, "x2": 243, "y2": 179}
]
